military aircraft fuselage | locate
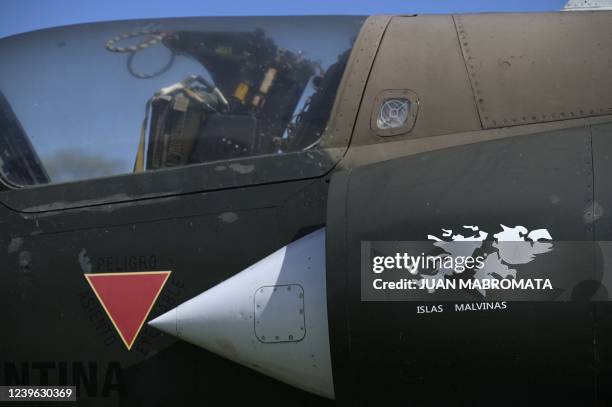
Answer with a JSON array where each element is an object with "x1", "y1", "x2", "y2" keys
[{"x1": 1, "y1": 11, "x2": 612, "y2": 406}]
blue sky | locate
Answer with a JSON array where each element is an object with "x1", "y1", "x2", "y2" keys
[{"x1": 1, "y1": 0, "x2": 567, "y2": 39}]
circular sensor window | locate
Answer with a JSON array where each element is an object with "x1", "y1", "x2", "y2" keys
[{"x1": 377, "y1": 98, "x2": 411, "y2": 130}]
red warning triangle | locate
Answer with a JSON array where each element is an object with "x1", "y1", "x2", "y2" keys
[{"x1": 85, "y1": 271, "x2": 171, "y2": 350}]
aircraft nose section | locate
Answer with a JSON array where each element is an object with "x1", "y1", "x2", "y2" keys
[{"x1": 147, "y1": 228, "x2": 334, "y2": 399}]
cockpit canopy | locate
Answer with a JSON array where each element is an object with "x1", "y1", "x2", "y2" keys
[{"x1": 0, "y1": 16, "x2": 365, "y2": 187}]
